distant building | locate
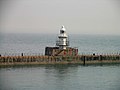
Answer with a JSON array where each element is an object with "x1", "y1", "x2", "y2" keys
[{"x1": 45, "y1": 26, "x2": 78, "y2": 56}]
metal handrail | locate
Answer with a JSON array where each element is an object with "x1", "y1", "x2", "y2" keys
[{"x1": 56, "y1": 41, "x2": 69, "y2": 46}]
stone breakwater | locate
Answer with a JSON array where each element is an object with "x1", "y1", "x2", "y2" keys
[{"x1": 0, "y1": 54, "x2": 120, "y2": 66}]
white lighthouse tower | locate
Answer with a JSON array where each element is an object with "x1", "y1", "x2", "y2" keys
[{"x1": 56, "y1": 25, "x2": 69, "y2": 50}]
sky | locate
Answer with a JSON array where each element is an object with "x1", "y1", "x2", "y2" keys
[{"x1": 0, "y1": 0, "x2": 120, "y2": 35}]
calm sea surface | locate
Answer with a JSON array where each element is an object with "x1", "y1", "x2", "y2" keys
[
  {"x1": 0, "y1": 65, "x2": 120, "y2": 90},
  {"x1": 0, "y1": 33, "x2": 120, "y2": 55},
  {"x1": 0, "y1": 33, "x2": 120, "y2": 90}
]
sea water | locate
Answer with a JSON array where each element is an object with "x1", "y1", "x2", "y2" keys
[
  {"x1": 0, "y1": 33, "x2": 120, "y2": 90},
  {"x1": 0, "y1": 33, "x2": 120, "y2": 55},
  {"x1": 0, "y1": 65, "x2": 120, "y2": 90}
]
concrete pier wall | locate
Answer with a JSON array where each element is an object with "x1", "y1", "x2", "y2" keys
[{"x1": 0, "y1": 55, "x2": 120, "y2": 66}]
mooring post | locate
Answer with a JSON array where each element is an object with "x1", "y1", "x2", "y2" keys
[
  {"x1": 21, "y1": 53, "x2": 23, "y2": 56},
  {"x1": 83, "y1": 56, "x2": 85, "y2": 65},
  {"x1": 100, "y1": 55, "x2": 102, "y2": 61}
]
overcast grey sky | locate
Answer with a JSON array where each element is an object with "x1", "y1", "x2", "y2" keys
[{"x1": 0, "y1": 0, "x2": 120, "y2": 35}]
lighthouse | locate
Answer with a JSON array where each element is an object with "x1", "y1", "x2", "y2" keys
[
  {"x1": 45, "y1": 26, "x2": 78, "y2": 56},
  {"x1": 56, "y1": 25, "x2": 69, "y2": 50}
]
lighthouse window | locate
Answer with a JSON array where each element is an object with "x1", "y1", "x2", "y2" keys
[{"x1": 61, "y1": 30, "x2": 64, "y2": 34}]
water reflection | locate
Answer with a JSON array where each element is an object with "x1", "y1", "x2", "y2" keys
[{"x1": 0, "y1": 64, "x2": 120, "y2": 90}]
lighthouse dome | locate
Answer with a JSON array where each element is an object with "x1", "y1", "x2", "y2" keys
[
  {"x1": 61, "y1": 25, "x2": 66, "y2": 31},
  {"x1": 59, "y1": 25, "x2": 68, "y2": 38}
]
